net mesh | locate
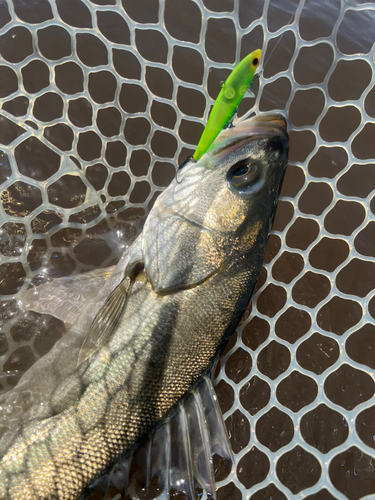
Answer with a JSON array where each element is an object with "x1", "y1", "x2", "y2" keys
[{"x1": 0, "y1": 0, "x2": 375, "y2": 498}]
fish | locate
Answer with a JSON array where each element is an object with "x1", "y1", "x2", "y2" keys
[
  {"x1": 193, "y1": 49, "x2": 262, "y2": 161},
  {"x1": 0, "y1": 112, "x2": 288, "y2": 499}
]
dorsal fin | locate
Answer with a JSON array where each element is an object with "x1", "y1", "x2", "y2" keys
[{"x1": 21, "y1": 266, "x2": 116, "y2": 326}]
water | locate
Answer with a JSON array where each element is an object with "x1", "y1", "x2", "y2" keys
[{"x1": 0, "y1": 0, "x2": 374, "y2": 498}]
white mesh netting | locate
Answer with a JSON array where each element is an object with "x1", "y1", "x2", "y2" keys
[{"x1": 0, "y1": 0, "x2": 375, "y2": 498}]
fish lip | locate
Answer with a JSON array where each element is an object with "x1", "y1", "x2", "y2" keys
[
  {"x1": 248, "y1": 112, "x2": 287, "y2": 132},
  {"x1": 211, "y1": 113, "x2": 288, "y2": 159},
  {"x1": 231, "y1": 113, "x2": 288, "y2": 138}
]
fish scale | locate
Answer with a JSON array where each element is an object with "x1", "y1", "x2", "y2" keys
[{"x1": 3, "y1": 273, "x2": 243, "y2": 497}]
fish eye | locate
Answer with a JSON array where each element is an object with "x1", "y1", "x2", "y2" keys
[
  {"x1": 233, "y1": 164, "x2": 253, "y2": 178},
  {"x1": 227, "y1": 159, "x2": 261, "y2": 192}
]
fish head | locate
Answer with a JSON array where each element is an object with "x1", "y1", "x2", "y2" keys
[
  {"x1": 142, "y1": 113, "x2": 288, "y2": 292},
  {"x1": 174, "y1": 113, "x2": 289, "y2": 250}
]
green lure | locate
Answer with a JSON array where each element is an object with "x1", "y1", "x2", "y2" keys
[{"x1": 193, "y1": 49, "x2": 262, "y2": 161}]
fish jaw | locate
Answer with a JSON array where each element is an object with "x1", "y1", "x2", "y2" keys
[{"x1": 207, "y1": 112, "x2": 288, "y2": 160}]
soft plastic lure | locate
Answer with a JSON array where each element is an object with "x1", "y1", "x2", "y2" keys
[{"x1": 193, "y1": 49, "x2": 262, "y2": 161}]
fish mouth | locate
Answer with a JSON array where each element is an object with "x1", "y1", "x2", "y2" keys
[
  {"x1": 212, "y1": 113, "x2": 288, "y2": 158},
  {"x1": 242, "y1": 113, "x2": 288, "y2": 137}
]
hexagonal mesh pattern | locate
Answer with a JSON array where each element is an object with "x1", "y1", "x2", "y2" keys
[{"x1": 0, "y1": 0, "x2": 375, "y2": 498}]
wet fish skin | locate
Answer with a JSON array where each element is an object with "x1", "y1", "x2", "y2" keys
[{"x1": 0, "y1": 113, "x2": 288, "y2": 499}]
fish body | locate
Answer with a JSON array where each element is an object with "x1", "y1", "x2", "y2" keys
[
  {"x1": 193, "y1": 49, "x2": 261, "y2": 161},
  {"x1": 0, "y1": 113, "x2": 288, "y2": 499}
]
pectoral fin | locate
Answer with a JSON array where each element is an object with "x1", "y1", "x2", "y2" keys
[
  {"x1": 77, "y1": 277, "x2": 129, "y2": 365},
  {"x1": 77, "y1": 258, "x2": 143, "y2": 366}
]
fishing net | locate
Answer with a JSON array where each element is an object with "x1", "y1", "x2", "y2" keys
[{"x1": 0, "y1": 0, "x2": 375, "y2": 498}]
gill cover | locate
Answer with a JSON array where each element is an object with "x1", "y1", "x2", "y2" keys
[{"x1": 142, "y1": 206, "x2": 225, "y2": 294}]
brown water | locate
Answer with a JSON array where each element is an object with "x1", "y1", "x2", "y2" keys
[{"x1": 0, "y1": 0, "x2": 375, "y2": 498}]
